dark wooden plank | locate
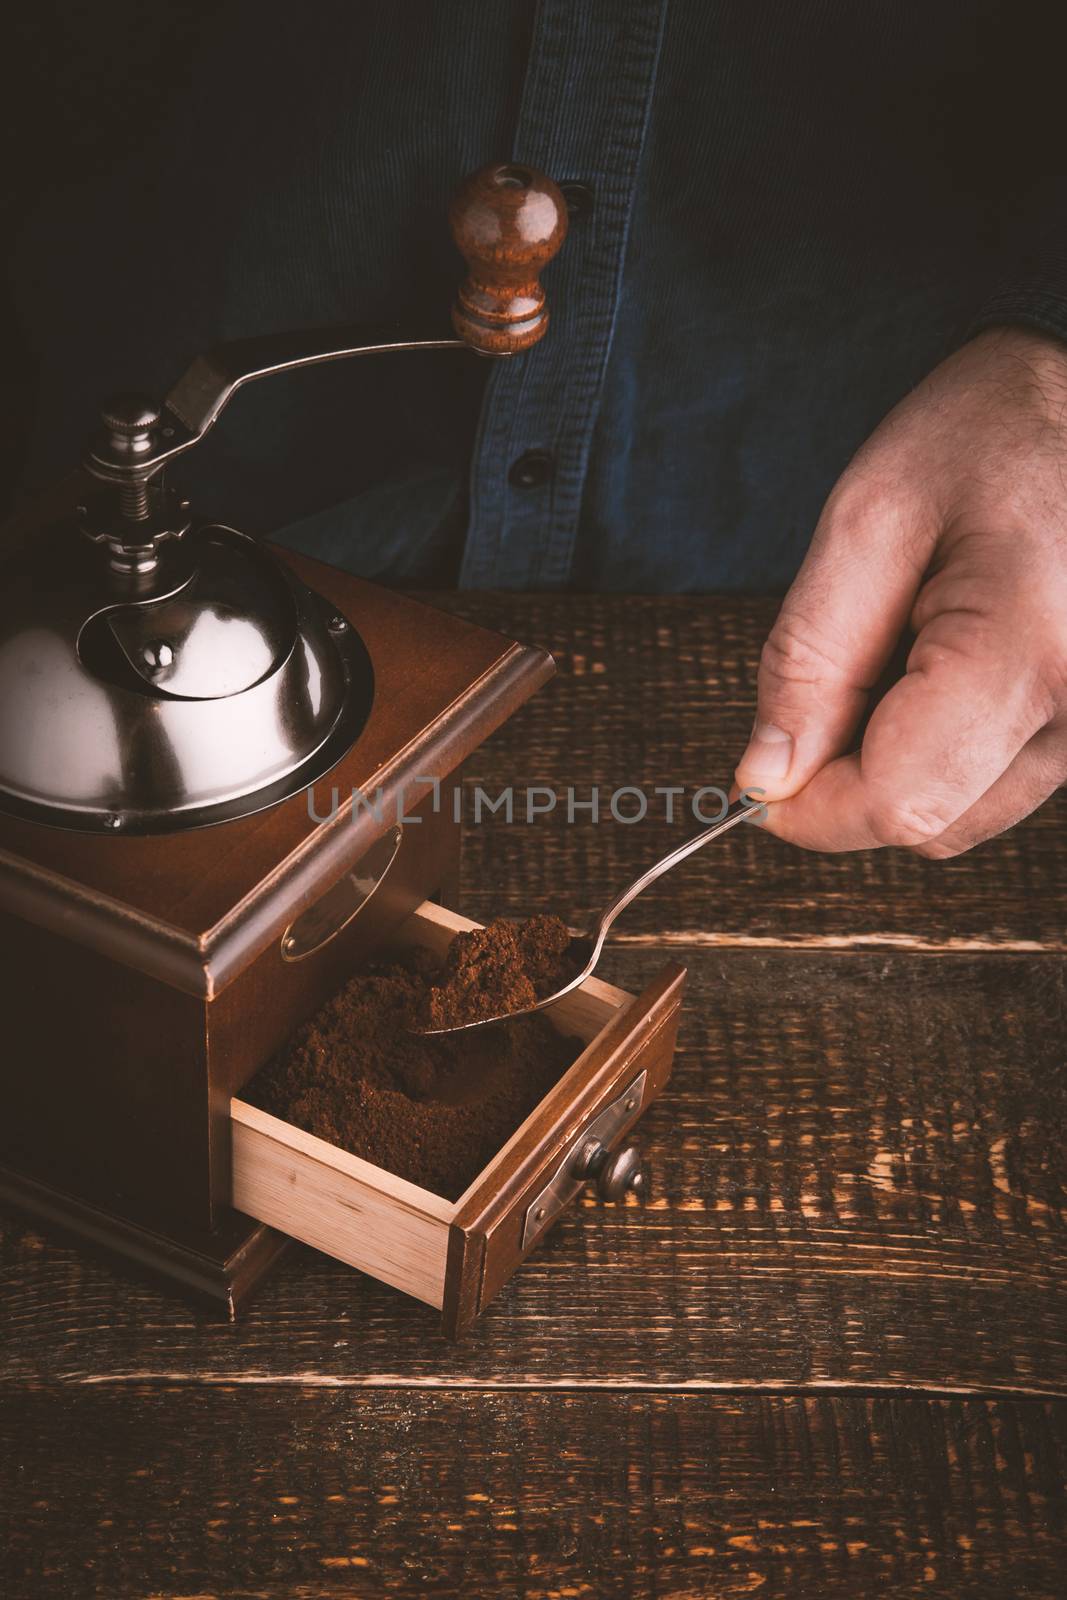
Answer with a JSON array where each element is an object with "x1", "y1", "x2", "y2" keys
[
  {"x1": 2, "y1": 1387, "x2": 1064, "y2": 1599},
  {"x1": 3, "y1": 949, "x2": 1063, "y2": 1393},
  {"x1": 432, "y1": 593, "x2": 1067, "y2": 947}
]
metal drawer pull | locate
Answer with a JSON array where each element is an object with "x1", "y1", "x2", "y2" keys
[
  {"x1": 280, "y1": 825, "x2": 403, "y2": 961},
  {"x1": 572, "y1": 1138, "x2": 649, "y2": 1202},
  {"x1": 522, "y1": 1068, "x2": 649, "y2": 1251}
]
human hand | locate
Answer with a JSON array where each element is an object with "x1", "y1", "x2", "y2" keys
[{"x1": 734, "y1": 326, "x2": 1067, "y2": 855}]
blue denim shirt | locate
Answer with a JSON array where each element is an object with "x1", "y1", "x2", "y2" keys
[{"x1": 10, "y1": 1, "x2": 1067, "y2": 591}]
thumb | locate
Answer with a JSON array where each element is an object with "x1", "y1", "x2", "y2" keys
[{"x1": 735, "y1": 481, "x2": 934, "y2": 800}]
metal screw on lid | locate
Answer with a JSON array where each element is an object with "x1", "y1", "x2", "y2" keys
[
  {"x1": 98, "y1": 394, "x2": 163, "y2": 522},
  {"x1": 100, "y1": 393, "x2": 163, "y2": 438}
]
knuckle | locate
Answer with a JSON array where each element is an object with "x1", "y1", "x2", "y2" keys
[
  {"x1": 759, "y1": 611, "x2": 851, "y2": 691},
  {"x1": 866, "y1": 794, "x2": 955, "y2": 849},
  {"x1": 823, "y1": 476, "x2": 896, "y2": 535},
  {"x1": 822, "y1": 470, "x2": 928, "y2": 557}
]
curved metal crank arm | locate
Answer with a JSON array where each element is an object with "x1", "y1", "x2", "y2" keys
[
  {"x1": 81, "y1": 161, "x2": 569, "y2": 503},
  {"x1": 83, "y1": 324, "x2": 468, "y2": 485},
  {"x1": 165, "y1": 324, "x2": 468, "y2": 440}
]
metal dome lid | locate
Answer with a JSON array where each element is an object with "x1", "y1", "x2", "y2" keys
[
  {"x1": 0, "y1": 165, "x2": 572, "y2": 834},
  {"x1": 0, "y1": 504, "x2": 373, "y2": 835}
]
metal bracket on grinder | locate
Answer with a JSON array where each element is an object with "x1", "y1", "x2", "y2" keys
[{"x1": 521, "y1": 1068, "x2": 649, "y2": 1251}]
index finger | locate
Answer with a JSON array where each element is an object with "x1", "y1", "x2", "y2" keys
[{"x1": 761, "y1": 605, "x2": 1052, "y2": 852}]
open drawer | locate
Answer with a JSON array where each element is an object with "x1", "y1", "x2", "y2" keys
[{"x1": 230, "y1": 901, "x2": 685, "y2": 1336}]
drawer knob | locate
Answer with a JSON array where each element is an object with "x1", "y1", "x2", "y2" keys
[
  {"x1": 521, "y1": 1069, "x2": 649, "y2": 1250},
  {"x1": 573, "y1": 1137, "x2": 649, "y2": 1203}
]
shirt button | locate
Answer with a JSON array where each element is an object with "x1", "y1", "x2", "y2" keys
[
  {"x1": 559, "y1": 181, "x2": 595, "y2": 219},
  {"x1": 509, "y1": 449, "x2": 554, "y2": 488}
]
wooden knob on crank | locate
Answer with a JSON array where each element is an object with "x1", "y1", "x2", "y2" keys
[{"x1": 449, "y1": 162, "x2": 569, "y2": 354}]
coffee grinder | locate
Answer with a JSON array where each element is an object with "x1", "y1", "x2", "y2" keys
[{"x1": 0, "y1": 163, "x2": 569, "y2": 1312}]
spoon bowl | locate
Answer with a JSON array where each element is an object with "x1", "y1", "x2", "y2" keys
[{"x1": 415, "y1": 796, "x2": 763, "y2": 1036}]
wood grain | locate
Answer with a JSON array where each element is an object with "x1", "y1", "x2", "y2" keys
[
  {"x1": 3, "y1": 1387, "x2": 1064, "y2": 1599},
  {"x1": 1, "y1": 594, "x2": 1064, "y2": 1596},
  {"x1": 231, "y1": 1100, "x2": 454, "y2": 1308},
  {"x1": 436, "y1": 593, "x2": 1067, "y2": 948},
  {"x1": 2, "y1": 948, "x2": 1063, "y2": 1395}
]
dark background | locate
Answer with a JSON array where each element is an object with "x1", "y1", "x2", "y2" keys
[{"x1": 1, "y1": 4, "x2": 220, "y2": 515}]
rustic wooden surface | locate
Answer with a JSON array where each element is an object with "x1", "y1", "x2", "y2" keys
[{"x1": 2, "y1": 594, "x2": 1065, "y2": 1599}]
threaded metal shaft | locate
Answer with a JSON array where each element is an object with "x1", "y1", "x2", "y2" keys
[{"x1": 119, "y1": 482, "x2": 152, "y2": 521}]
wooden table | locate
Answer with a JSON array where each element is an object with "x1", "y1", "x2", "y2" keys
[{"x1": 2, "y1": 594, "x2": 1065, "y2": 1599}]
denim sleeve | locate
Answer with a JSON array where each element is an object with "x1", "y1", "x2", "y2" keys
[{"x1": 965, "y1": 172, "x2": 1067, "y2": 348}]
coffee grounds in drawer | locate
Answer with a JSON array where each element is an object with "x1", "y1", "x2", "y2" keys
[{"x1": 246, "y1": 917, "x2": 582, "y2": 1199}]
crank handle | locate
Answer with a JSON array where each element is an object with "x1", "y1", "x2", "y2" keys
[{"x1": 83, "y1": 162, "x2": 568, "y2": 489}]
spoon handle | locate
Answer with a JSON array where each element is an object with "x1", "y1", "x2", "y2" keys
[{"x1": 592, "y1": 796, "x2": 765, "y2": 953}]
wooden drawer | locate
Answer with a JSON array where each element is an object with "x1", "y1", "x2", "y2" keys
[{"x1": 231, "y1": 901, "x2": 685, "y2": 1335}]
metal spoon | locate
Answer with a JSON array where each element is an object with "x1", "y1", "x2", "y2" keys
[{"x1": 417, "y1": 795, "x2": 764, "y2": 1036}]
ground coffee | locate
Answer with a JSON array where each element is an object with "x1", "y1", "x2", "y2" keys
[
  {"x1": 247, "y1": 916, "x2": 580, "y2": 1199},
  {"x1": 421, "y1": 913, "x2": 575, "y2": 1030}
]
